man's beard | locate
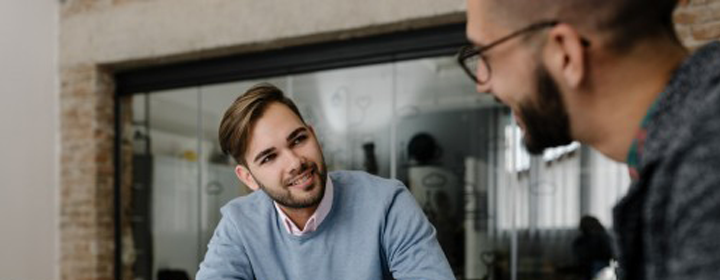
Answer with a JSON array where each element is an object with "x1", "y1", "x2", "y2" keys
[
  {"x1": 254, "y1": 161, "x2": 328, "y2": 209},
  {"x1": 518, "y1": 65, "x2": 573, "y2": 155}
]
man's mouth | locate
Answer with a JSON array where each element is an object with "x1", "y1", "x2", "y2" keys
[{"x1": 286, "y1": 168, "x2": 315, "y2": 189}]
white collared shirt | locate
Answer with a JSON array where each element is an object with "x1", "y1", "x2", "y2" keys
[{"x1": 274, "y1": 176, "x2": 333, "y2": 236}]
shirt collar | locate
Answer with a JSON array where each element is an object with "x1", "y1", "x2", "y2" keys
[
  {"x1": 274, "y1": 175, "x2": 333, "y2": 236},
  {"x1": 626, "y1": 97, "x2": 661, "y2": 181}
]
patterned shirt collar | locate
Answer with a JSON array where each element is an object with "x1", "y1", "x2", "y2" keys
[
  {"x1": 274, "y1": 175, "x2": 333, "y2": 236},
  {"x1": 627, "y1": 95, "x2": 663, "y2": 181}
]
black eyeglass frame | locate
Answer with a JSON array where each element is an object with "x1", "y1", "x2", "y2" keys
[{"x1": 457, "y1": 20, "x2": 589, "y2": 84}]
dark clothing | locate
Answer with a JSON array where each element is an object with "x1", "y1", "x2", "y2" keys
[
  {"x1": 613, "y1": 42, "x2": 720, "y2": 280},
  {"x1": 573, "y1": 232, "x2": 614, "y2": 280}
]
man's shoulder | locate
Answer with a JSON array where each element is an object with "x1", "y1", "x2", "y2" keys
[
  {"x1": 220, "y1": 191, "x2": 272, "y2": 223},
  {"x1": 329, "y1": 170, "x2": 409, "y2": 208},
  {"x1": 678, "y1": 42, "x2": 720, "y2": 119},
  {"x1": 647, "y1": 42, "x2": 720, "y2": 157},
  {"x1": 669, "y1": 78, "x2": 720, "y2": 147}
]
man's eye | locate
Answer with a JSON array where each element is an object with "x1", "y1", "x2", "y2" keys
[
  {"x1": 260, "y1": 154, "x2": 276, "y2": 165},
  {"x1": 292, "y1": 135, "x2": 307, "y2": 146}
]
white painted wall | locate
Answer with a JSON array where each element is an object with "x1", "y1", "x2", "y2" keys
[{"x1": 0, "y1": 1, "x2": 59, "y2": 280}]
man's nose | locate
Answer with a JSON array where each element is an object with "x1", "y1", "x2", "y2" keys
[
  {"x1": 475, "y1": 67, "x2": 493, "y2": 94},
  {"x1": 285, "y1": 150, "x2": 305, "y2": 175}
]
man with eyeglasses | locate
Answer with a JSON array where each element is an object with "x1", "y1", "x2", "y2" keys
[{"x1": 461, "y1": 1, "x2": 720, "y2": 280}]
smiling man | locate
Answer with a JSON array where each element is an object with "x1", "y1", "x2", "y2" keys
[
  {"x1": 195, "y1": 83, "x2": 454, "y2": 280},
  {"x1": 461, "y1": 0, "x2": 720, "y2": 279}
]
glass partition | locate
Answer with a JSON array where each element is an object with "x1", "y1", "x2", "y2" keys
[{"x1": 121, "y1": 54, "x2": 629, "y2": 280}]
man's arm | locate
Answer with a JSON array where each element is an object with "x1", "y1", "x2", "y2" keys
[
  {"x1": 382, "y1": 184, "x2": 456, "y2": 280},
  {"x1": 196, "y1": 213, "x2": 254, "y2": 280},
  {"x1": 666, "y1": 128, "x2": 720, "y2": 279}
]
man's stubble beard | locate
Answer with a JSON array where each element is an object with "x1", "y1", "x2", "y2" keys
[
  {"x1": 255, "y1": 160, "x2": 328, "y2": 209},
  {"x1": 519, "y1": 64, "x2": 573, "y2": 155}
]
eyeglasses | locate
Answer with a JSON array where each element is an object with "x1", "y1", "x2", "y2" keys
[{"x1": 457, "y1": 21, "x2": 561, "y2": 85}]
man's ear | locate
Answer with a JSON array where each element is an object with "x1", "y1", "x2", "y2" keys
[
  {"x1": 235, "y1": 164, "x2": 260, "y2": 191},
  {"x1": 543, "y1": 23, "x2": 587, "y2": 89}
]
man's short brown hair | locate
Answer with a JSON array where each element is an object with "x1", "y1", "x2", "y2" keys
[
  {"x1": 218, "y1": 83, "x2": 305, "y2": 166},
  {"x1": 487, "y1": 0, "x2": 680, "y2": 53}
]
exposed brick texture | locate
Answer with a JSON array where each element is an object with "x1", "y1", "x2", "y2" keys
[
  {"x1": 60, "y1": 64, "x2": 116, "y2": 280},
  {"x1": 675, "y1": 0, "x2": 720, "y2": 48}
]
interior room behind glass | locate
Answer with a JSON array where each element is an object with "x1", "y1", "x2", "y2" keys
[{"x1": 122, "y1": 55, "x2": 629, "y2": 280}]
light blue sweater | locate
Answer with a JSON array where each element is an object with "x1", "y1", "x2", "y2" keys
[{"x1": 196, "y1": 170, "x2": 455, "y2": 280}]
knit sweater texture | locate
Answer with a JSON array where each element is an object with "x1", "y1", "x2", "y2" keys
[
  {"x1": 613, "y1": 41, "x2": 720, "y2": 280},
  {"x1": 196, "y1": 170, "x2": 455, "y2": 280}
]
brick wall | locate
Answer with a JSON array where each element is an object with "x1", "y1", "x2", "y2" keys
[
  {"x1": 57, "y1": 1, "x2": 720, "y2": 280},
  {"x1": 59, "y1": 64, "x2": 116, "y2": 280},
  {"x1": 675, "y1": 0, "x2": 720, "y2": 48},
  {"x1": 59, "y1": 63, "x2": 135, "y2": 280}
]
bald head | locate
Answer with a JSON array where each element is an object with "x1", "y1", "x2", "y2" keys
[{"x1": 483, "y1": 0, "x2": 680, "y2": 52}]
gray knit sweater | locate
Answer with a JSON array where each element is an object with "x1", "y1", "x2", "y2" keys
[{"x1": 613, "y1": 42, "x2": 720, "y2": 280}]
